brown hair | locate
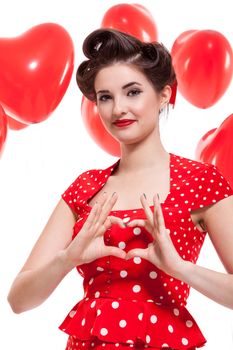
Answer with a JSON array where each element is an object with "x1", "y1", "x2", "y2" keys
[{"x1": 76, "y1": 28, "x2": 176, "y2": 102}]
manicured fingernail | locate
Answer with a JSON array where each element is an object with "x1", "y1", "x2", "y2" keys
[
  {"x1": 157, "y1": 193, "x2": 160, "y2": 201},
  {"x1": 143, "y1": 193, "x2": 147, "y2": 199},
  {"x1": 112, "y1": 192, "x2": 117, "y2": 197}
]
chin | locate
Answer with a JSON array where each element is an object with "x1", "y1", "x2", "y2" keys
[
  {"x1": 108, "y1": 128, "x2": 144, "y2": 145},
  {"x1": 117, "y1": 136, "x2": 142, "y2": 145}
]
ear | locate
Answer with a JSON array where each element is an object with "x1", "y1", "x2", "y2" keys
[{"x1": 159, "y1": 85, "x2": 172, "y2": 108}]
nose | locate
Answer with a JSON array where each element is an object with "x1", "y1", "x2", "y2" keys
[{"x1": 112, "y1": 97, "x2": 127, "y2": 117}]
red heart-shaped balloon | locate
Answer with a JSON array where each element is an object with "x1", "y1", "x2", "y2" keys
[
  {"x1": 172, "y1": 30, "x2": 233, "y2": 108},
  {"x1": 7, "y1": 116, "x2": 28, "y2": 130},
  {"x1": 101, "y1": 3, "x2": 158, "y2": 42},
  {"x1": 81, "y1": 96, "x2": 120, "y2": 157},
  {"x1": 171, "y1": 30, "x2": 197, "y2": 58},
  {"x1": 0, "y1": 23, "x2": 74, "y2": 124},
  {"x1": 195, "y1": 114, "x2": 233, "y2": 187},
  {"x1": 0, "y1": 104, "x2": 8, "y2": 157}
]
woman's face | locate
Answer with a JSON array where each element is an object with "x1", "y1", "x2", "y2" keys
[{"x1": 94, "y1": 63, "x2": 170, "y2": 145}]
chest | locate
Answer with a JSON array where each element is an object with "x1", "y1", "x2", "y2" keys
[{"x1": 87, "y1": 170, "x2": 170, "y2": 211}]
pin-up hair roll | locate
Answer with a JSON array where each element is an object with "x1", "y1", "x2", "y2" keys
[{"x1": 76, "y1": 28, "x2": 176, "y2": 102}]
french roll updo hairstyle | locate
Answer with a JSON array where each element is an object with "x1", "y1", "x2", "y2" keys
[{"x1": 76, "y1": 28, "x2": 176, "y2": 103}]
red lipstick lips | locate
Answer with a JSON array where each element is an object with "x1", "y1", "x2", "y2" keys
[{"x1": 113, "y1": 119, "x2": 136, "y2": 127}]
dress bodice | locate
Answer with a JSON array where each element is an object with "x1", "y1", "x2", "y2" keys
[{"x1": 59, "y1": 153, "x2": 233, "y2": 349}]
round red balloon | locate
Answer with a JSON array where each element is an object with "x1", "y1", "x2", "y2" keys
[
  {"x1": 81, "y1": 97, "x2": 120, "y2": 157},
  {"x1": 195, "y1": 114, "x2": 233, "y2": 187},
  {"x1": 101, "y1": 3, "x2": 158, "y2": 42},
  {"x1": 0, "y1": 105, "x2": 8, "y2": 157},
  {"x1": 172, "y1": 30, "x2": 233, "y2": 108},
  {"x1": 0, "y1": 23, "x2": 74, "y2": 123}
]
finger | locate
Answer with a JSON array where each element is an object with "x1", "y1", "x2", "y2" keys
[
  {"x1": 83, "y1": 202, "x2": 99, "y2": 232},
  {"x1": 107, "y1": 216, "x2": 126, "y2": 228},
  {"x1": 140, "y1": 194, "x2": 154, "y2": 224},
  {"x1": 126, "y1": 219, "x2": 153, "y2": 234},
  {"x1": 102, "y1": 216, "x2": 113, "y2": 232},
  {"x1": 98, "y1": 192, "x2": 118, "y2": 225},
  {"x1": 103, "y1": 246, "x2": 127, "y2": 260},
  {"x1": 92, "y1": 192, "x2": 108, "y2": 226},
  {"x1": 84, "y1": 192, "x2": 108, "y2": 234},
  {"x1": 126, "y1": 219, "x2": 146, "y2": 228},
  {"x1": 125, "y1": 248, "x2": 148, "y2": 261},
  {"x1": 96, "y1": 191, "x2": 108, "y2": 207},
  {"x1": 153, "y1": 194, "x2": 166, "y2": 233},
  {"x1": 87, "y1": 192, "x2": 109, "y2": 233},
  {"x1": 91, "y1": 204, "x2": 101, "y2": 228},
  {"x1": 95, "y1": 216, "x2": 126, "y2": 237}
]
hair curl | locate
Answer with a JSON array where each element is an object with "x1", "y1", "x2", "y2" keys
[{"x1": 76, "y1": 28, "x2": 176, "y2": 102}]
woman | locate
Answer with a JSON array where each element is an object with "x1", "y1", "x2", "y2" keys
[{"x1": 8, "y1": 28, "x2": 233, "y2": 350}]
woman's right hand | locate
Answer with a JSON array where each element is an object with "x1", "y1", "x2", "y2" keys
[{"x1": 63, "y1": 192, "x2": 127, "y2": 268}]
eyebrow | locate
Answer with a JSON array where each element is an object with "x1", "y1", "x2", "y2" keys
[{"x1": 96, "y1": 82, "x2": 142, "y2": 95}]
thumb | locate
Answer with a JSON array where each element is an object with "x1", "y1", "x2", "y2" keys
[
  {"x1": 125, "y1": 248, "x2": 147, "y2": 260},
  {"x1": 104, "y1": 246, "x2": 127, "y2": 260}
]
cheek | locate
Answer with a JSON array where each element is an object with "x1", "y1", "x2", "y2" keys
[
  {"x1": 134, "y1": 95, "x2": 156, "y2": 111},
  {"x1": 97, "y1": 104, "x2": 109, "y2": 118},
  {"x1": 134, "y1": 100, "x2": 158, "y2": 118},
  {"x1": 146, "y1": 97, "x2": 159, "y2": 113},
  {"x1": 97, "y1": 106, "x2": 112, "y2": 126}
]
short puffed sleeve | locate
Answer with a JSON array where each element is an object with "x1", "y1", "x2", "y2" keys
[
  {"x1": 61, "y1": 175, "x2": 81, "y2": 214},
  {"x1": 190, "y1": 163, "x2": 233, "y2": 211}
]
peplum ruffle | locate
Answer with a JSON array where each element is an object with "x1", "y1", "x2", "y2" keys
[{"x1": 59, "y1": 297, "x2": 206, "y2": 349}]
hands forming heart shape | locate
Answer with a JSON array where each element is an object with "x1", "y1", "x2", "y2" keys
[{"x1": 64, "y1": 192, "x2": 185, "y2": 278}]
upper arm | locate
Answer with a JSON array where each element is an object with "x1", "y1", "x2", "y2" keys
[
  {"x1": 19, "y1": 198, "x2": 77, "y2": 272},
  {"x1": 199, "y1": 195, "x2": 233, "y2": 273},
  {"x1": 187, "y1": 162, "x2": 233, "y2": 272}
]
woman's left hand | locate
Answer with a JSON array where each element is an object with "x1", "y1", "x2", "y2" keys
[{"x1": 125, "y1": 194, "x2": 185, "y2": 277}]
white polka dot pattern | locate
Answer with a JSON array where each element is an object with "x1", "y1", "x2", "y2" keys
[
  {"x1": 120, "y1": 270, "x2": 127, "y2": 278},
  {"x1": 69, "y1": 310, "x2": 76, "y2": 318},
  {"x1": 150, "y1": 315, "x2": 157, "y2": 324},
  {"x1": 100, "y1": 328, "x2": 108, "y2": 336},
  {"x1": 60, "y1": 154, "x2": 232, "y2": 349},
  {"x1": 133, "y1": 227, "x2": 141, "y2": 235},
  {"x1": 112, "y1": 301, "x2": 119, "y2": 309}
]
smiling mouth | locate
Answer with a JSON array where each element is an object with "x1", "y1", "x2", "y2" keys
[{"x1": 113, "y1": 119, "x2": 136, "y2": 127}]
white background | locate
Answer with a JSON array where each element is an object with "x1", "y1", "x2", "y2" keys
[{"x1": 0, "y1": 0, "x2": 233, "y2": 349}]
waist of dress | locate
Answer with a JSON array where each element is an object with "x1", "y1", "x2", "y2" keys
[{"x1": 83, "y1": 276, "x2": 189, "y2": 308}]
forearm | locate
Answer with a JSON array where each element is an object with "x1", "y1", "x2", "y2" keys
[
  {"x1": 8, "y1": 250, "x2": 74, "y2": 313},
  {"x1": 174, "y1": 261, "x2": 233, "y2": 309}
]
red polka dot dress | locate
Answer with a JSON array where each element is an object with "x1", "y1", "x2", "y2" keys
[{"x1": 59, "y1": 153, "x2": 233, "y2": 350}]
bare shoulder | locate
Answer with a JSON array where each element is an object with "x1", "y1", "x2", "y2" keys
[{"x1": 19, "y1": 198, "x2": 77, "y2": 272}]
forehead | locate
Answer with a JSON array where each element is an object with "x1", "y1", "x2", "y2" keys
[{"x1": 94, "y1": 63, "x2": 149, "y2": 90}]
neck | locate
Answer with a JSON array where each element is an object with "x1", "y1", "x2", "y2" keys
[{"x1": 117, "y1": 131, "x2": 169, "y2": 175}]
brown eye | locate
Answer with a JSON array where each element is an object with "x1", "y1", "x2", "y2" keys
[
  {"x1": 128, "y1": 89, "x2": 141, "y2": 96},
  {"x1": 99, "y1": 94, "x2": 111, "y2": 101}
]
